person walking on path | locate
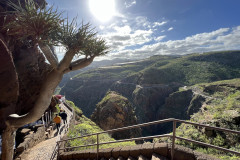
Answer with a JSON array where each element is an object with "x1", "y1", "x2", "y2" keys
[
  {"x1": 59, "y1": 110, "x2": 68, "y2": 125},
  {"x1": 53, "y1": 114, "x2": 61, "y2": 133}
]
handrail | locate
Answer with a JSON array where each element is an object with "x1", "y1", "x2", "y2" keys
[
  {"x1": 57, "y1": 118, "x2": 240, "y2": 160},
  {"x1": 59, "y1": 134, "x2": 171, "y2": 150},
  {"x1": 58, "y1": 118, "x2": 175, "y2": 142}
]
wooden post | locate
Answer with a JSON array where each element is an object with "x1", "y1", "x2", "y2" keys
[{"x1": 171, "y1": 120, "x2": 176, "y2": 160}]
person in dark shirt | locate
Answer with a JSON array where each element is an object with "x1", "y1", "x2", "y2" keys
[{"x1": 59, "y1": 110, "x2": 67, "y2": 124}]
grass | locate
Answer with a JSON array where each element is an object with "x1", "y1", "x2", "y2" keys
[
  {"x1": 166, "y1": 79, "x2": 240, "y2": 159},
  {"x1": 63, "y1": 99, "x2": 135, "y2": 150},
  {"x1": 66, "y1": 115, "x2": 135, "y2": 150}
]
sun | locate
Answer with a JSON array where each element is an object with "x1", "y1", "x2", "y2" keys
[{"x1": 89, "y1": 0, "x2": 116, "y2": 22}]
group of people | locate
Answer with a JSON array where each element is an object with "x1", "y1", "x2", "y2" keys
[{"x1": 53, "y1": 109, "x2": 68, "y2": 133}]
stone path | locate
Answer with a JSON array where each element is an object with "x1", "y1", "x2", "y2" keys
[{"x1": 17, "y1": 103, "x2": 73, "y2": 160}]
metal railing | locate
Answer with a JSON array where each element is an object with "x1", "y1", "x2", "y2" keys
[
  {"x1": 50, "y1": 102, "x2": 74, "y2": 160},
  {"x1": 57, "y1": 118, "x2": 240, "y2": 160}
]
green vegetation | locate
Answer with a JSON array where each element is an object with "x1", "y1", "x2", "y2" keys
[
  {"x1": 139, "y1": 51, "x2": 240, "y2": 85},
  {"x1": 66, "y1": 100, "x2": 83, "y2": 117},
  {"x1": 156, "y1": 78, "x2": 240, "y2": 159},
  {"x1": 67, "y1": 115, "x2": 135, "y2": 150},
  {"x1": 65, "y1": 99, "x2": 135, "y2": 149},
  {"x1": 60, "y1": 51, "x2": 240, "y2": 117},
  {"x1": 55, "y1": 104, "x2": 60, "y2": 113}
]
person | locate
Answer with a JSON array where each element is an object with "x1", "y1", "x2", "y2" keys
[
  {"x1": 59, "y1": 110, "x2": 68, "y2": 124},
  {"x1": 53, "y1": 113, "x2": 61, "y2": 133}
]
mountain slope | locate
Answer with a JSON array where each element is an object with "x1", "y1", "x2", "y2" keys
[
  {"x1": 156, "y1": 78, "x2": 240, "y2": 159},
  {"x1": 60, "y1": 51, "x2": 240, "y2": 133}
]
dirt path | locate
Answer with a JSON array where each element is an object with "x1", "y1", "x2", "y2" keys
[{"x1": 17, "y1": 103, "x2": 73, "y2": 160}]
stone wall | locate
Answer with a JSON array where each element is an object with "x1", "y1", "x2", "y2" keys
[
  {"x1": 15, "y1": 125, "x2": 47, "y2": 157},
  {"x1": 59, "y1": 143, "x2": 220, "y2": 160}
]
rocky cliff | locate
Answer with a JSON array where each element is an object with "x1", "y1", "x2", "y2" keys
[
  {"x1": 156, "y1": 79, "x2": 240, "y2": 159},
  {"x1": 91, "y1": 91, "x2": 141, "y2": 139},
  {"x1": 60, "y1": 51, "x2": 240, "y2": 136}
]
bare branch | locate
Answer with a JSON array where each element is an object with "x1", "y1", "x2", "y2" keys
[
  {"x1": 38, "y1": 43, "x2": 59, "y2": 69},
  {"x1": 63, "y1": 56, "x2": 95, "y2": 74}
]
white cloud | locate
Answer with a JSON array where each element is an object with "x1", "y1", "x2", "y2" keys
[
  {"x1": 168, "y1": 27, "x2": 173, "y2": 31},
  {"x1": 102, "y1": 25, "x2": 153, "y2": 51},
  {"x1": 154, "y1": 35, "x2": 166, "y2": 42},
  {"x1": 135, "y1": 16, "x2": 150, "y2": 28},
  {"x1": 99, "y1": 25, "x2": 105, "y2": 30},
  {"x1": 153, "y1": 21, "x2": 167, "y2": 28},
  {"x1": 100, "y1": 26, "x2": 240, "y2": 60},
  {"x1": 113, "y1": 25, "x2": 131, "y2": 34},
  {"x1": 125, "y1": 0, "x2": 136, "y2": 8}
]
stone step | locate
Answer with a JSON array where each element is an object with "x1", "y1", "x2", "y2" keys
[
  {"x1": 152, "y1": 153, "x2": 169, "y2": 160},
  {"x1": 128, "y1": 156, "x2": 136, "y2": 160},
  {"x1": 138, "y1": 155, "x2": 149, "y2": 160},
  {"x1": 117, "y1": 156, "x2": 125, "y2": 160}
]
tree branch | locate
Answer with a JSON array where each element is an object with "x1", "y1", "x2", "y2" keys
[
  {"x1": 38, "y1": 43, "x2": 59, "y2": 69},
  {"x1": 6, "y1": 70, "x2": 63, "y2": 128},
  {"x1": 57, "y1": 50, "x2": 76, "y2": 72},
  {"x1": 63, "y1": 56, "x2": 95, "y2": 74}
]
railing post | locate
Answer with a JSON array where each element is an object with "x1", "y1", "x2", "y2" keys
[
  {"x1": 45, "y1": 112, "x2": 48, "y2": 127},
  {"x1": 171, "y1": 120, "x2": 176, "y2": 160},
  {"x1": 97, "y1": 133, "x2": 99, "y2": 160},
  {"x1": 57, "y1": 141, "x2": 60, "y2": 160},
  {"x1": 49, "y1": 110, "x2": 52, "y2": 125},
  {"x1": 42, "y1": 115, "x2": 45, "y2": 129}
]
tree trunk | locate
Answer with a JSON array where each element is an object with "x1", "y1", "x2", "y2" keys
[
  {"x1": 1, "y1": 126, "x2": 16, "y2": 160},
  {"x1": 7, "y1": 69, "x2": 63, "y2": 128}
]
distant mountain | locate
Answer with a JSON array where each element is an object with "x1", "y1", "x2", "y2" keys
[
  {"x1": 58, "y1": 58, "x2": 135, "y2": 88},
  {"x1": 60, "y1": 51, "x2": 240, "y2": 135}
]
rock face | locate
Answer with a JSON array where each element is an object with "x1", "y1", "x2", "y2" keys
[
  {"x1": 132, "y1": 83, "x2": 181, "y2": 124},
  {"x1": 91, "y1": 91, "x2": 141, "y2": 139}
]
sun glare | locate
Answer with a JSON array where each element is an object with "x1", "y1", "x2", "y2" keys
[{"x1": 89, "y1": 0, "x2": 116, "y2": 22}]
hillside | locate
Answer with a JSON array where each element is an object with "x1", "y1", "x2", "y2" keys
[
  {"x1": 60, "y1": 51, "x2": 240, "y2": 136},
  {"x1": 155, "y1": 78, "x2": 240, "y2": 159}
]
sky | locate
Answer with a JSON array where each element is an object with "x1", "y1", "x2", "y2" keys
[{"x1": 46, "y1": 0, "x2": 240, "y2": 61}]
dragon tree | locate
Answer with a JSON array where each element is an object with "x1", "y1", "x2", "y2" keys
[{"x1": 0, "y1": 0, "x2": 109, "y2": 159}]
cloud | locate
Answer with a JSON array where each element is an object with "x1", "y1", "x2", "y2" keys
[
  {"x1": 125, "y1": 0, "x2": 136, "y2": 8},
  {"x1": 168, "y1": 27, "x2": 173, "y2": 31},
  {"x1": 153, "y1": 21, "x2": 167, "y2": 28},
  {"x1": 100, "y1": 26, "x2": 240, "y2": 60},
  {"x1": 154, "y1": 36, "x2": 166, "y2": 42},
  {"x1": 102, "y1": 25, "x2": 153, "y2": 51}
]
